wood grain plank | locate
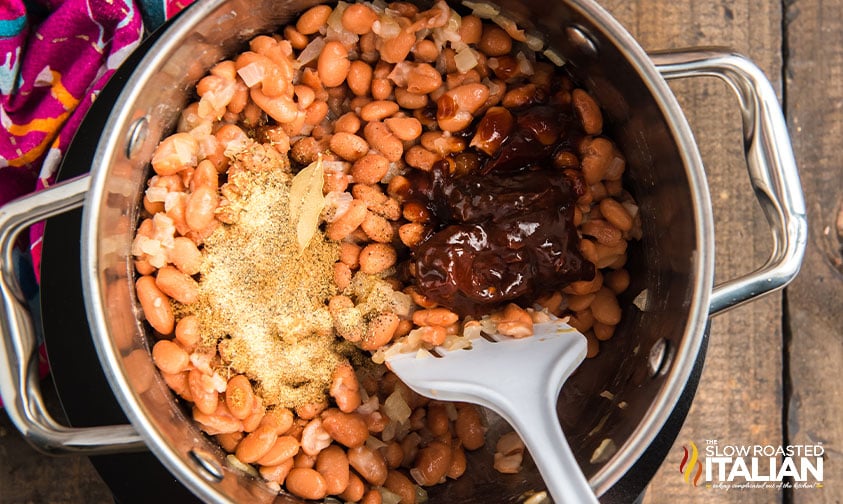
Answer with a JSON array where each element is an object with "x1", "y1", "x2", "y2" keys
[
  {"x1": 784, "y1": 0, "x2": 843, "y2": 501},
  {"x1": 596, "y1": 1, "x2": 786, "y2": 502}
]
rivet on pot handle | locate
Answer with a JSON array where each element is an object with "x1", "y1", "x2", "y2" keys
[
  {"x1": 0, "y1": 174, "x2": 145, "y2": 455},
  {"x1": 652, "y1": 49, "x2": 808, "y2": 316}
]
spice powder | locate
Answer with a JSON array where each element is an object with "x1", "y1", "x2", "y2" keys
[{"x1": 185, "y1": 145, "x2": 347, "y2": 409}]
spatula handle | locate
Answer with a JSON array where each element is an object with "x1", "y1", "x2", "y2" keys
[{"x1": 503, "y1": 392, "x2": 599, "y2": 504}]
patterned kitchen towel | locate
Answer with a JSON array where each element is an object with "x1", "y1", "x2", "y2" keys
[{"x1": 0, "y1": 0, "x2": 195, "y2": 407}]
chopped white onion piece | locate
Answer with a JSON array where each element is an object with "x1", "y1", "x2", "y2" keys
[
  {"x1": 297, "y1": 36, "x2": 326, "y2": 65},
  {"x1": 462, "y1": 0, "x2": 499, "y2": 19},
  {"x1": 543, "y1": 48, "x2": 567, "y2": 67},
  {"x1": 373, "y1": 15, "x2": 401, "y2": 39},
  {"x1": 525, "y1": 32, "x2": 545, "y2": 52},
  {"x1": 516, "y1": 51, "x2": 535, "y2": 75},
  {"x1": 365, "y1": 435, "x2": 387, "y2": 451},
  {"x1": 383, "y1": 389, "x2": 412, "y2": 423},
  {"x1": 492, "y1": 14, "x2": 526, "y2": 42},
  {"x1": 454, "y1": 47, "x2": 479, "y2": 73},
  {"x1": 226, "y1": 455, "x2": 259, "y2": 477},
  {"x1": 236, "y1": 62, "x2": 264, "y2": 88},
  {"x1": 379, "y1": 488, "x2": 403, "y2": 504},
  {"x1": 145, "y1": 186, "x2": 168, "y2": 203}
]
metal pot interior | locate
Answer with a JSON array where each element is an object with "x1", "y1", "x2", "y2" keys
[{"x1": 81, "y1": 0, "x2": 713, "y2": 501}]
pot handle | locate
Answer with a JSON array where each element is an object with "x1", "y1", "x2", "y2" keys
[
  {"x1": 0, "y1": 174, "x2": 145, "y2": 455},
  {"x1": 651, "y1": 49, "x2": 808, "y2": 316}
]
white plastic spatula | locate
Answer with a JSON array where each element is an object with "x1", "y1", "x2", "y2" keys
[{"x1": 386, "y1": 320, "x2": 599, "y2": 504}]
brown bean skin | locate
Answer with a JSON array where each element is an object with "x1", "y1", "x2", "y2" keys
[
  {"x1": 363, "y1": 122, "x2": 404, "y2": 162},
  {"x1": 257, "y1": 435, "x2": 300, "y2": 466},
  {"x1": 459, "y1": 15, "x2": 483, "y2": 44},
  {"x1": 385, "y1": 470, "x2": 417, "y2": 504},
  {"x1": 591, "y1": 287, "x2": 622, "y2": 325},
  {"x1": 321, "y1": 409, "x2": 369, "y2": 448},
  {"x1": 455, "y1": 404, "x2": 486, "y2": 450},
  {"x1": 448, "y1": 444, "x2": 467, "y2": 479},
  {"x1": 360, "y1": 100, "x2": 400, "y2": 122},
  {"x1": 478, "y1": 25, "x2": 512, "y2": 56},
  {"x1": 136, "y1": 275, "x2": 174, "y2": 334},
  {"x1": 413, "y1": 441, "x2": 451, "y2": 486},
  {"x1": 361, "y1": 312, "x2": 400, "y2": 351},
  {"x1": 347, "y1": 445, "x2": 388, "y2": 486},
  {"x1": 335, "y1": 112, "x2": 362, "y2": 134},
  {"x1": 351, "y1": 153, "x2": 390, "y2": 184},
  {"x1": 286, "y1": 467, "x2": 329, "y2": 500},
  {"x1": 384, "y1": 116, "x2": 422, "y2": 141},
  {"x1": 338, "y1": 473, "x2": 366, "y2": 502},
  {"x1": 318, "y1": 41, "x2": 351, "y2": 88},
  {"x1": 358, "y1": 242, "x2": 397, "y2": 274},
  {"x1": 599, "y1": 198, "x2": 634, "y2": 232},
  {"x1": 152, "y1": 339, "x2": 189, "y2": 375},
  {"x1": 235, "y1": 425, "x2": 278, "y2": 463},
  {"x1": 155, "y1": 266, "x2": 199, "y2": 305},
  {"x1": 342, "y1": 3, "x2": 378, "y2": 34},
  {"x1": 330, "y1": 132, "x2": 369, "y2": 162},
  {"x1": 315, "y1": 445, "x2": 350, "y2": 495},
  {"x1": 347, "y1": 60, "x2": 374, "y2": 97},
  {"x1": 296, "y1": 5, "x2": 332, "y2": 35},
  {"x1": 572, "y1": 88, "x2": 603, "y2": 135}
]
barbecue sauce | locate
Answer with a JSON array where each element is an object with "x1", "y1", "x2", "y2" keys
[{"x1": 404, "y1": 105, "x2": 595, "y2": 317}]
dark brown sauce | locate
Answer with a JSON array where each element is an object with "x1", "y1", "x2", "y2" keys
[{"x1": 403, "y1": 105, "x2": 595, "y2": 317}]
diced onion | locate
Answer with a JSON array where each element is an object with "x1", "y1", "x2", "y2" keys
[
  {"x1": 379, "y1": 488, "x2": 403, "y2": 504},
  {"x1": 543, "y1": 48, "x2": 567, "y2": 67},
  {"x1": 525, "y1": 32, "x2": 545, "y2": 52},
  {"x1": 454, "y1": 47, "x2": 479, "y2": 73},
  {"x1": 383, "y1": 389, "x2": 412, "y2": 423},
  {"x1": 297, "y1": 36, "x2": 326, "y2": 65},
  {"x1": 236, "y1": 62, "x2": 265, "y2": 88},
  {"x1": 462, "y1": 0, "x2": 500, "y2": 19},
  {"x1": 145, "y1": 186, "x2": 168, "y2": 203},
  {"x1": 226, "y1": 455, "x2": 259, "y2": 477},
  {"x1": 516, "y1": 51, "x2": 534, "y2": 76},
  {"x1": 323, "y1": 191, "x2": 354, "y2": 223},
  {"x1": 366, "y1": 435, "x2": 388, "y2": 451},
  {"x1": 492, "y1": 14, "x2": 526, "y2": 42},
  {"x1": 373, "y1": 15, "x2": 401, "y2": 39}
]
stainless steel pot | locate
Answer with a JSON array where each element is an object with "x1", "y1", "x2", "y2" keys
[{"x1": 0, "y1": 0, "x2": 807, "y2": 502}]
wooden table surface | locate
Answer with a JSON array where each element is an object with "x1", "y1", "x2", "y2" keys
[{"x1": 1, "y1": 0, "x2": 841, "y2": 502}]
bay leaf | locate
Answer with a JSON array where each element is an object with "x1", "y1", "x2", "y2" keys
[{"x1": 289, "y1": 154, "x2": 326, "y2": 253}]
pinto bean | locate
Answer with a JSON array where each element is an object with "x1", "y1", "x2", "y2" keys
[
  {"x1": 155, "y1": 266, "x2": 199, "y2": 305},
  {"x1": 385, "y1": 470, "x2": 416, "y2": 504},
  {"x1": 136, "y1": 275, "x2": 174, "y2": 334},
  {"x1": 363, "y1": 122, "x2": 404, "y2": 162},
  {"x1": 296, "y1": 4, "x2": 333, "y2": 35},
  {"x1": 455, "y1": 404, "x2": 486, "y2": 450},
  {"x1": 347, "y1": 445, "x2": 388, "y2": 486},
  {"x1": 384, "y1": 116, "x2": 422, "y2": 141},
  {"x1": 330, "y1": 132, "x2": 369, "y2": 162},
  {"x1": 412, "y1": 441, "x2": 451, "y2": 486},
  {"x1": 286, "y1": 467, "x2": 328, "y2": 500},
  {"x1": 318, "y1": 41, "x2": 351, "y2": 88},
  {"x1": 351, "y1": 153, "x2": 390, "y2": 185},
  {"x1": 329, "y1": 363, "x2": 362, "y2": 413},
  {"x1": 572, "y1": 88, "x2": 603, "y2": 135},
  {"x1": 342, "y1": 3, "x2": 378, "y2": 34},
  {"x1": 360, "y1": 100, "x2": 400, "y2": 122},
  {"x1": 152, "y1": 340, "x2": 189, "y2": 375}
]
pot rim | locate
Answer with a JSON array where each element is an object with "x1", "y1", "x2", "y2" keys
[{"x1": 79, "y1": 0, "x2": 715, "y2": 500}]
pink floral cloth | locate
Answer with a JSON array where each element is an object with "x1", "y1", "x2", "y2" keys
[{"x1": 0, "y1": 0, "x2": 194, "y2": 405}]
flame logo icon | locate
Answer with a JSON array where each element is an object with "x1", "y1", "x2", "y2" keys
[{"x1": 679, "y1": 441, "x2": 703, "y2": 486}]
